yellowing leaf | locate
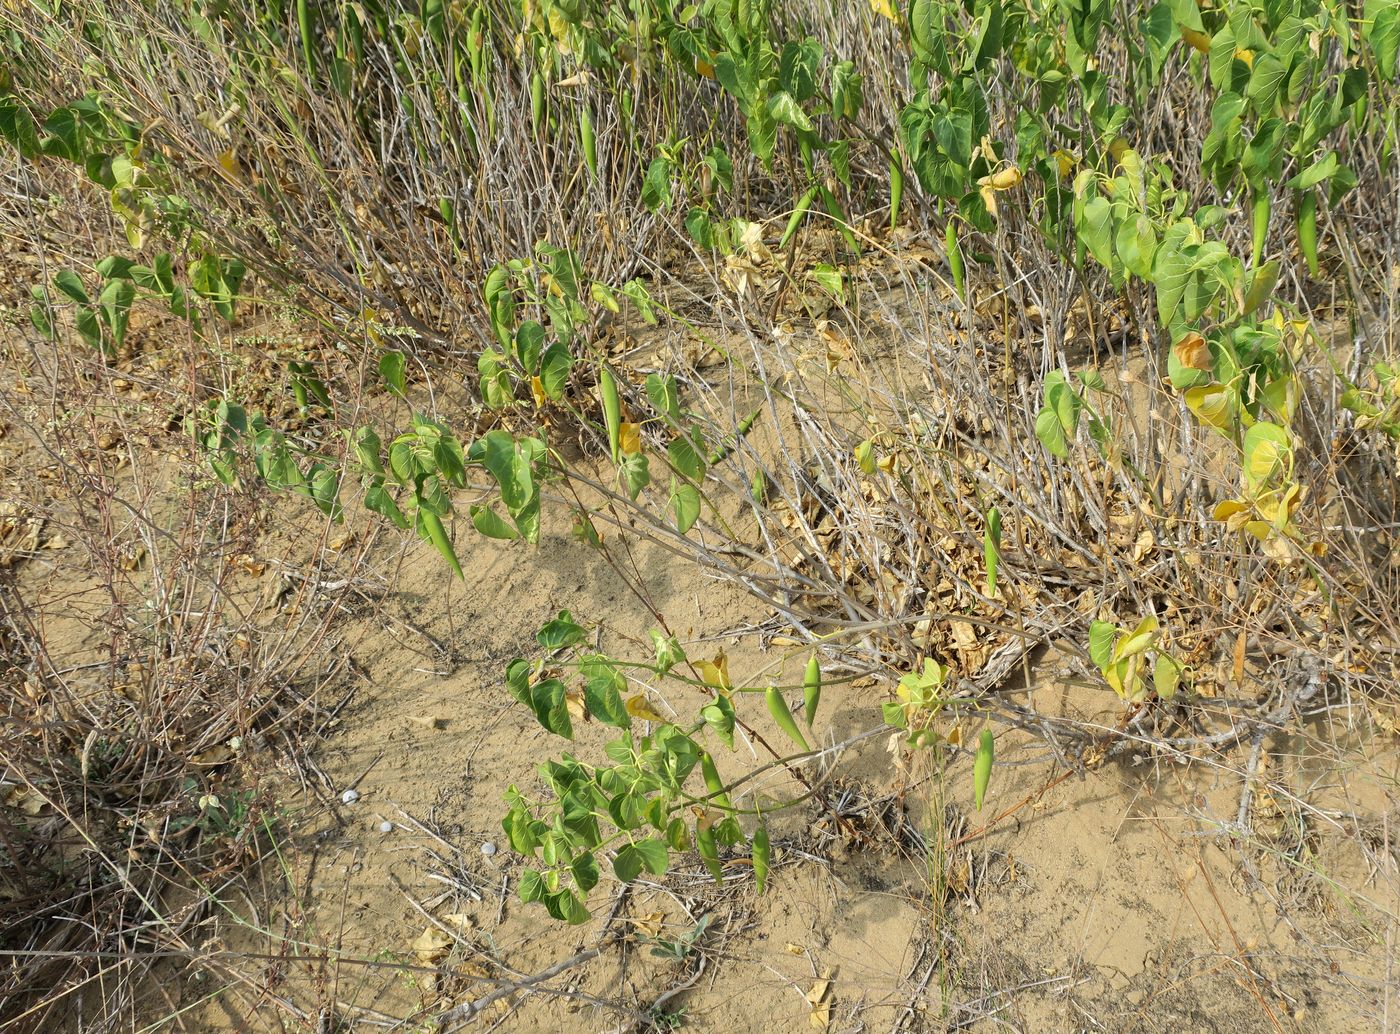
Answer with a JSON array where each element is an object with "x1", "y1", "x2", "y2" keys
[
  {"x1": 854, "y1": 439, "x2": 876, "y2": 474},
  {"x1": 1113, "y1": 616, "x2": 1159, "y2": 661},
  {"x1": 979, "y1": 183, "x2": 999, "y2": 220},
  {"x1": 1243, "y1": 519, "x2": 1273, "y2": 540},
  {"x1": 1243, "y1": 423, "x2": 1290, "y2": 490},
  {"x1": 1181, "y1": 25, "x2": 1212, "y2": 52},
  {"x1": 1184, "y1": 384, "x2": 1235, "y2": 430},
  {"x1": 531, "y1": 375, "x2": 547, "y2": 408},
  {"x1": 620, "y1": 421, "x2": 642, "y2": 455},
  {"x1": 869, "y1": 0, "x2": 896, "y2": 21},
  {"x1": 546, "y1": 8, "x2": 573, "y2": 51},
  {"x1": 625, "y1": 694, "x2": 667, "y2": 722},
  {"x1": 987, "y1": 166, "x2": 1023, "y2": 190},
  {"x1": 1253, "y1": 483, "x2": 1303, "y2": 528},
  {"x1": 1154, "y1": 655, "x2": 1182, "y2": 700},
  {"x1": 1212, "y1": 499, "x2": 1248, "y2": 520},
  {"x1": 695, "y1": 652, "x2": 730, "y2": 691},
  {"x1": 1212, "y1": 499, "x2": 1255, "y2": 533},
  {"x1": 216, "y1": 148, "x2": 242, "y2": 183},
  {"x1": 1105, "y1": 655, "x2": 1144, "y2": 700}
]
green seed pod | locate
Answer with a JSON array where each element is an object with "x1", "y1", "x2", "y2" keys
[
  {"x1": 530, "y1": 71, "x2": 546, "y2": 132},
  {"x1": 749, "y1": 468, "x2": 767, "y2": 504},
  {"x1": 973, "y1": 728, "x2": 994, "y2": 812},
  {"x1": 765, "y1": 686, "x2": 809, "y2": 752},
  {"x1": 708, "y1": 405, "x2": 761, "y2": 465},
  {"x1": 696, "y1": 818, "x2": 724, "y2": 883},
  {"x1": 599, "y1": 365, "x2": 621, "y2": 463},
  {"x1": 1250, "y1": 192, "x2": 1270, "y2": 267},
  {"x1": 752, "y1": 822, "x2": 771, "y2": 894},
  {"x1": 417, "y1": 506, "x2": 463, "y2": 580},
  {"x1": 296, "y1": 0, "x2": 317, "y2": 78},
  {"x1": 699, "y1": 751, "x2": 733, "y2": 812},
  {"x1": 579, "y1": 106, "x2": 597, "y2": 180},
  {"x1": 780, "y1": 186, "x2": 819, "y2": 249},
  {"x1": 468, "y1": 7, "x2": 486, "y2": 80},
  {"x1": 802, "y1": 653, "x2": 821, "y2": 727},
  {"x1": 1297, "y1": 189, "x2": 1319, "y2": 278},
  {"x1": 946, "y1": 220, "x2": 965, "y2": 301}
]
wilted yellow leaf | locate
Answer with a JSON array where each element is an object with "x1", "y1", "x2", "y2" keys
[
  {"x1": 987, "y1": 166, "x2": 1022, "y2": 190},
  {"x1": 979, "y1": 183, "x2": 999, "y2": 220},
  {"x1": 626, "y1": 694, "x2": 667, "y2": 722},
  {"x1": 869, "y1": 0, "x2": 896, "y2": 21},
  {"x1": 1172, "y1": 331, "x2": 1212, "y2": 372},
  {"x1": 695, "y1": 652, "x2": 730, "y2": 691}
]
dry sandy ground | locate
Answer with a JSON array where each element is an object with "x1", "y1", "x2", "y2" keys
[
  {"x1": 169, "y1": 526, "x2": 1400, "y2": 1031},
  {"x1": 3, "y1": 315, "x2": 1398, "y2": 1033}
]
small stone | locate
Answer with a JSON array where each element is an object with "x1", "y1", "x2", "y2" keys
[
  {"x1": 480, "y1": 841, "x2": 497, "y2": 857},
  {"x1": 341, "y1": 788, "x2": 360, "y2": 805},
  {"x1": 378, "y1": 821, "x2": 393, "y2": 833}
]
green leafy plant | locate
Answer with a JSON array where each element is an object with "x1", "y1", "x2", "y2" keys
[{"x1": 1087, "y1": 616, "x2": 1185, "y2": 702}]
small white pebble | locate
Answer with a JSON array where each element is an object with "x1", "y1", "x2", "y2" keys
[
  {"x1": 341, "y1": 788, "x2": 360, "y2": 805},
  {"x1": 480, "y1": 841, "x2": 497, "y2": 857},
  {"x1": 378, "y1": 821, "x2": 393, "y2": 833}
]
